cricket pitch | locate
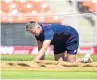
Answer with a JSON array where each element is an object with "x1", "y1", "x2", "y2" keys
[{"x1": 1, "y1": 60, "x2": 97, "y2": 71}]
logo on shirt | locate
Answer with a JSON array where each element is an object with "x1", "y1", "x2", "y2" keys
[{"x1": 74, "y1": 50, "x2": 77, "y2": 53}]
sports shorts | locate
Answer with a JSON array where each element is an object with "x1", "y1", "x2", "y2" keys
[{"x1": 54, "y1": 34, "x2": 79, "y2": 55}]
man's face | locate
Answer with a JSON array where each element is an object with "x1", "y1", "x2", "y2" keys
[{"x1": 27, "y1": 25, "x2": 42, "y2": 36}]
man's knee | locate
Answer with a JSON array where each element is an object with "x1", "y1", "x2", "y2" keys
[
  {"x1": 67, "y1": 53, "x2": 76, "y2": 62},
  {"x1": 54, "y1": 53, "x2": 65, "y2": 61}
]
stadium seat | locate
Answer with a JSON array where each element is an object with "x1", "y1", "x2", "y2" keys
[
  {"x1": 1, "y1": 16, "x2": 10, "y2": 23},
  {"x1": 0, "y1": 0, "x2": 62, "y2": 23},
  {"x1": 44, "y1": 16, "x2": 63, "y2": 23},
  {"x1": 1, "y1": 1, "x2": 10, "y2": 13},
  {"x1": 82, "y1": 1, "x2": 97, "y2": 12}
]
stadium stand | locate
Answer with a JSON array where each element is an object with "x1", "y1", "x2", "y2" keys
[
  {"x1": 82, "y1": 1, "x2": 97, "y2": 12},
  {"x1": 0, "y1": 0, "x2": 62, "y2": 23},
  {"x1": 0, "y1": 0, "x2": 96, "y2": 23},
  {"x1": 1, "y1": 0, "x2": 97, "y2": 47}
]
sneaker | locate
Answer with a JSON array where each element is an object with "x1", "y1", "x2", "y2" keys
[{"x1": 83, "y1": 53, "x2": 92, "y2": 63}]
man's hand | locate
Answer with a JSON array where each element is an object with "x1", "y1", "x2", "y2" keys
[{"x1": 34, "y1": 40, "x2": 51, "y2": 61}]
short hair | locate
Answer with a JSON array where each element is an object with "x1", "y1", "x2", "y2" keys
[{"x1": 26, "y1": 21, "x2": 37, "y2": 30}]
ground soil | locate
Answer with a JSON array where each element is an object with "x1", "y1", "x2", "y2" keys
[{"x1": 1, "y1": 60, "x2": 97, "y2": 71}]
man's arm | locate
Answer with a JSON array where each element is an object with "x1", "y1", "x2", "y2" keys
[
  {"x1": 35, "y1": 40, "x2": 51, "y2": 61},
  {"x1": 37, "y1": 40, "x2": 44, "y2": 60},
  {"x1": 37, "y1": 40, "x2": 43, "y2": 51},
  {"x1": 35, "y1": 27, "x2": 53, "y2": 61}
]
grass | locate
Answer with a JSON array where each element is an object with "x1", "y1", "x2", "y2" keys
[
  {"x1": 1, "y1": 54, "x2": 97, "y2": 79},
  {"x1": 1, "y1": 54, "x2": 54, "y2": 61},
  {"x1": 1, "y1": 70, "x2": 97, "y2": 79},
  {"x1": 1, "y1": 54, "x2": 97, "y2": 61}
]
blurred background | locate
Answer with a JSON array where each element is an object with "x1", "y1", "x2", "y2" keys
[{"x1": 0, "y1": 0, "x2": 97, "y2": 55}]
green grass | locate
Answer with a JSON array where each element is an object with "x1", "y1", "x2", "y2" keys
[
  {"x1": 1, "y1": 54, "x2": 97, "y2": 61},
  {"x1": 1, "y1": 54, "x2": 97, "y2": 79},
  {"x1": 1, "y1": 54, "x2": 54, "y2": 61},
  {"x1": 1, "y1": 70, "x2": 97, "y2": 79}
]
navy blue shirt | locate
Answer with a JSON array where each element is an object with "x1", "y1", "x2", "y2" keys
[{"x1": 35, "y1": 23, "x2": 78, "y2": 45}]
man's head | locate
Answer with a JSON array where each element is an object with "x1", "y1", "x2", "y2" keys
[{"x1": 26, "y1": 21, "x2": 42, "y2": 36}]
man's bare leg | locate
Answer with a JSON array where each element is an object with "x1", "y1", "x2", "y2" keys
[
  {"x1": 54, "y1": 53, "x2": 65, "y2": 61},
  {"x1": 66, "y1": 52, "x2": 92, "y2": 63},
  {"x1": 76, "y1": 53, "x2": 92, "y2": 63},
  {"x1": 66, "y1": 53, "x2": 76, "y2": 62}
]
